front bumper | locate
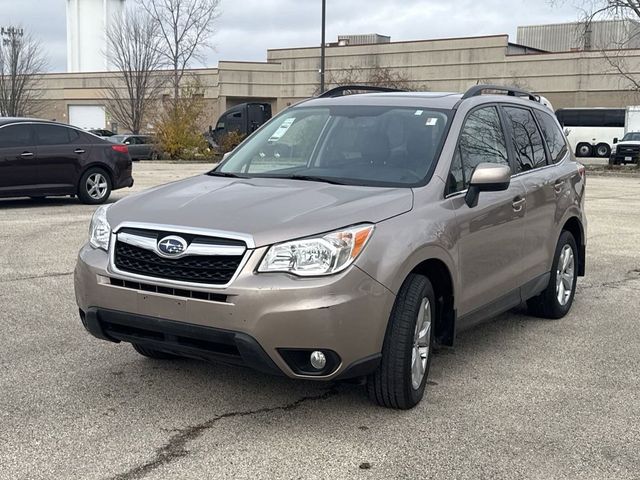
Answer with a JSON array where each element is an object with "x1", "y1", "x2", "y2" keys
[
  {"x1": 610, "y1": 153, "x2": 640, "y2": 164},
  {"x1": 74, "y1": 244, "x2": 395, "y2": 380}
]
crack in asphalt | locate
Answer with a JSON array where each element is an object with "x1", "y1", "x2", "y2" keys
[
  {"x1": 578, "y1": 269, "x2": 640, "y2": 291},
  {"x1": 0, "y1": 271, "x2": 74, "y2": 283},
  {"x1": 108, "y1": 388, "x2": 340, "y2": 480}
]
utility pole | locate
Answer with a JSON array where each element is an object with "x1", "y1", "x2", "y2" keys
[{"x1": 320, "y1": 0, "x2": 326, "y2": 93}]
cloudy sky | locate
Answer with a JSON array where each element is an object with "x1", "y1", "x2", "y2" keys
[{"x1": 1, "y1": 0, "x2": 581, "y2": 72}]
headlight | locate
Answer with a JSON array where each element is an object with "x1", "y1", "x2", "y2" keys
[
  {"x1": 258, "y1": 224, "x2": 374, "y2": 276},
  {"x1": 89, "y1": 204, "x2": 111, "y2": 250},
  {"x1": 611, "y1": 145, "x2": 617, "y2": 154}
]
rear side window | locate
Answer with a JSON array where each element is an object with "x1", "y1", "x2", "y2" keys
[
  {"x1": 448, "y1": 106, "x2": 509, "y2": 193},
  {"x1": 503, "y1": 106, "x2": 547, "y2": 172},
  {"x1": 0, "y1": 124, "x2": 34, "y2": 147},
  {"x1": 35, "y1": 124, "x2": 79, "y2": 145},
  {"x1": 534, "y1": 110, "x2": 568, "y2": 164}
]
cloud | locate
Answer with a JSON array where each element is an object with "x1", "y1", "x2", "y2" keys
[{"x1": 0, "y1": 0, "x2": 580, "y2": 72}]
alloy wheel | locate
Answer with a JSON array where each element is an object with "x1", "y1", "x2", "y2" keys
[
  {"x1": 556, "y1": 244, "x2": 575, "y2": 306},
  {"x1": 411, "y1": 297, "x2": 431, "y2": 390},
  {"x1": 86, "y1": 173, "x2": 108, "y2": 200}
]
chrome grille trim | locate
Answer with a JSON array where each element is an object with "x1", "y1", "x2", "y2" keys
[
  {"x1": 107, "y1": 222, "x2": 254, "y2": 290},
  {"x1": 117, "y1": 231, "x2": 246, "y2": 258}
]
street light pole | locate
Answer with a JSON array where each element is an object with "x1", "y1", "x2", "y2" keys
[{"x1": 320, "y1": 0, "x2": 326, "y2": 93}]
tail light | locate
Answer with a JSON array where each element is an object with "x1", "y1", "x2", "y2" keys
[
  {"x1": 112, "y1": 144, "x2": 129, "y2": 154},
  {"x1": 577, "y1": 162, "x2": 586, "y2": 180}
]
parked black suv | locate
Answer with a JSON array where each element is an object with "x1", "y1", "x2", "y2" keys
[{"x1": 0, "y1": 118, "x2": 134, "y2": 204}]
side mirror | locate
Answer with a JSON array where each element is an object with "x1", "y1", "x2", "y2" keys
[
  {"x1": 465, "y1": 163, "x2": 511, "y2": 208},
  {"x1": 613, "y1": 137, "x2": 618, "y2": 144},
  {"x1": 222, "y1": 152, "x2": 231, "y2": 161},
  {"x1": 124, "y1": 141, "x2": 131, "y2": 145}
]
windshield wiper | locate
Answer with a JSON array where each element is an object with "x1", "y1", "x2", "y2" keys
[
  {"x1": 272, "y1": 174, "x2": 347, "y2": 185},
  {"x1": 207, "y1": 171, "x2": 249, "y2": 178}
]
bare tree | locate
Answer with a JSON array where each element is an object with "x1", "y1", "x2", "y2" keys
[
  {"x1": 319, "y1": 64, "x2": 427, "y2": 94},
  {"x1": 104, "y1": 10, "x2": 166, "y2": 134},
  {"x1": 564, "y1": 1, "x2": 640, "y2": 92},
  {"x1": 0, "y1": 27, "x2": 48, "y2": 117},
  {"x1": 139, "y1": 0, "x2": 220, "y2": 100}
]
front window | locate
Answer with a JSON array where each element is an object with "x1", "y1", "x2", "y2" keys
[
  {"x1": 448, "y1": 106, "x2": 509, "y2": 193},
  {"x1": 622, "y1": 132, "x2": 640, "y2": 142},
  {"x1": 215, "y1": 105, "x2": 451, "y2": 187}
]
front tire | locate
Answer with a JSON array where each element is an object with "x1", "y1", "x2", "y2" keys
[
  {"x1": 575, "y1": 143, "x2": 592, "y2": 157},
  {"x1": 78, "y1": 167, "x2": 112, "y2": 204},
  {"x1": 367, "y1": 274, "x2": 435, "y2": 409},
  {"x1": 527, "y1": 231, "x2": 578, "y2": 319}
]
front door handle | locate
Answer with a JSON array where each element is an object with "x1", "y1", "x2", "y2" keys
[
  {"x1": 21, "y1": 152, "x2": 34, "y2": 157},
  {"x1": 554, "y1": 179, "x2": 565, "y2": 193},
  {"x1": 74, "y1": 148, "x2": 86, "y2": 154},
  {"x1": 512, "y1": 197, "x2": 526, "y2": 212}
]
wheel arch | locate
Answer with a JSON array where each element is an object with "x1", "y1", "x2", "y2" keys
[
  {"x1": 410, "y1": 258, "x2": 456, "y2": 347},
  {"x1": 561, "y1": 216, "x2": 585, "y2": 276},
  {"x1": 77, "y1": 163, "x2": 115, "y2": 191}
]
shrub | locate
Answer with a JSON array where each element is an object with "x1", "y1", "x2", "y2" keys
[
  {"x1": 217, "y1": 131, "x2": 246, "y2": 154},
  {"x1": 154, "y1": 90, "x2": 209, "y2": 160}
]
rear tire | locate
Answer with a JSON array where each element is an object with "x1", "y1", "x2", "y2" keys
[
  {"x1": 527, "y1": 231, "x2": 578, "y2": 319},
  {"x1": 132, "y1": 343, "x2": 180, "y2": 360},
  {"x1": 595, "y1": 143, "x2": 610, "y2": 158},
  {"x1": 78, "y1": 167, "x2": 112, "y2": 204},
  {"x1": 367, "y1": 274, "x2": 435, "y2": 409}
]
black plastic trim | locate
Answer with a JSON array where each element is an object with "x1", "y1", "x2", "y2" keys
[
  {"x1": 333, "y1": 353, "x2": 382, "y2": 380},
  {"x1": 318, "y1": 85, "x2": 404, "y2": 98},
  {"x1": 462, "y1": 84, "x2": 539, "y2": 102},
  {"x1": 81, "y1": 307, "x2": 283, "y2": 376}
]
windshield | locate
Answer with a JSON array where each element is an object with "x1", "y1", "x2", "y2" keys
[
  {"x1": 622, "y1": 132, "x2": 640, "y2": 141},
  {"x1": 215, "y1": 105, "x2": 451, "y2": 187}
]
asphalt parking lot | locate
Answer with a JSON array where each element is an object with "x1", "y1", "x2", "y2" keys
[{"x1": 1, "y1": 162, "x2": 639, "y2": 480}]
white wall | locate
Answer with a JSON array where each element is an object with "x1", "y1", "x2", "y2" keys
[{"x1": 66, "y1": 0, "x2": 125, "y2": 72}]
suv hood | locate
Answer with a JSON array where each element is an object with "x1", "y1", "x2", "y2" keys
[
  {"x1": 615, "y1": 140, "x2": 640, "y2": 147},
  {"x1": 107, "y1": 175, "x2": 413, "y2": 247}
]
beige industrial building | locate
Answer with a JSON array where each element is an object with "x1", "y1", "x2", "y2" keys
[{"x1": 36, "y1": 33, "x2": 640, "y2": 132}]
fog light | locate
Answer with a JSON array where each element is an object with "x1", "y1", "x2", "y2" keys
[{"x1": 310, "y1": 350, "x2": 327, "y2": 370}]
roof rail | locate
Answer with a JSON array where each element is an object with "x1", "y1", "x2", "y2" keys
[
  {"x1": 318, "y1": 85, "x2": 404, "y2": 98},
  {"x1": 462, "y1": 84, "x2": 539, "y2": 102}
]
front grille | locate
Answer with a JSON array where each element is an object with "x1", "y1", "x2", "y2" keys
[
  {"x1": 113, "y1": 229, "x2": 245, "y2": 285},
  {"x1": 109, "y1": 277, "x2": 228, "y2": 302},
  {"x1": 100, "y1": 318, "x2": 242, "y2": 360},
  {"x1": 618, "y1": 145, "x2": 640, "y2": 155}
]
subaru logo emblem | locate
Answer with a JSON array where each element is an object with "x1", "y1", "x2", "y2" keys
[{"x1": 157, "y1": 235, "x2": 188, "y2": 257}]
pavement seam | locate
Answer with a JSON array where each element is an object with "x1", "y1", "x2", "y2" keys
[
  {"x1": 0, "y1": 271, "x2": 73, "y2": 283},
  {"x1": 578, "y1": 268, "x2": 640, "y2": 291},
  {"x1": 107, "y1": 388, "x2": 340, "y2": 480}
]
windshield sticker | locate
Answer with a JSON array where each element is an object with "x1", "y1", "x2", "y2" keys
[
  {"x1": 268, "y1": 118, "x2": 296, "y2": 142},
  {"x1": 414, "y1": 110, "x2": 423, "y2": 116},
  {"x1": 425, "y1": 117, "x2": 438, "y2": 126}
]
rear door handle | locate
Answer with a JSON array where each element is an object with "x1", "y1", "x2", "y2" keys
[
  {"x1": 74, "y1": 148, "x2": 86, "y2": 154},
  {"x1": 512, "y1": 197, "x2": 526, "y2": 212},
  {"x1": 21, "y1": 152, "x2": 34, "y2": 157}
]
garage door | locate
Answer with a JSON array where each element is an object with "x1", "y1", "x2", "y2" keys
[{"x1": 68, "y1": 105, "x2": 106, "y2": 130}]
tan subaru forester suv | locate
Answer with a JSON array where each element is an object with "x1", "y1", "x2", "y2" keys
[{"x1": 75, "y1": 85, "x2": 586, "y2": 409}]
